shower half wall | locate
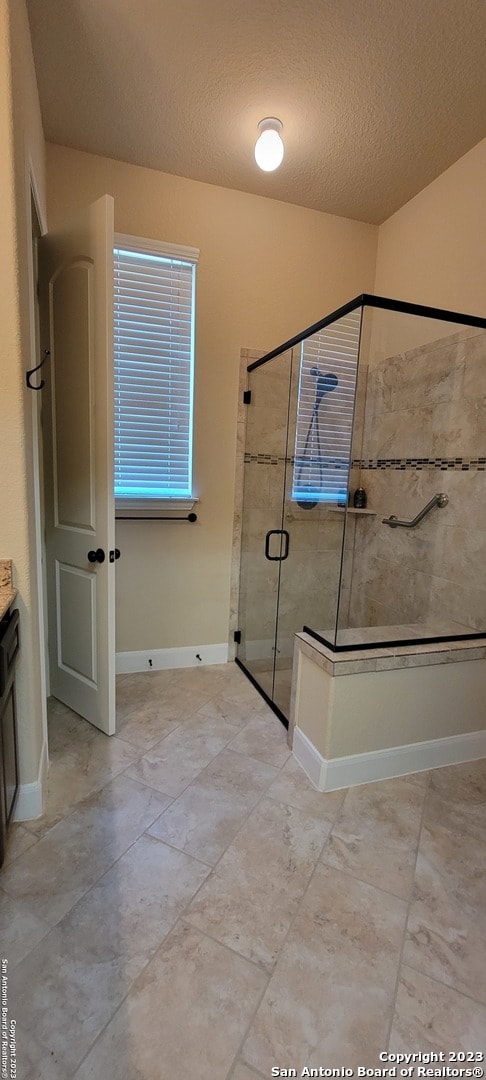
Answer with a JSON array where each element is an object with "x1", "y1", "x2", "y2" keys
[{"x1": 234, "y1": 294, "x2": 486, "y2": 723}]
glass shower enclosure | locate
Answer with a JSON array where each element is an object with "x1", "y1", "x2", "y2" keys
[{"x1": 236, "y1": 294, "x2": 486, "y2": 724}]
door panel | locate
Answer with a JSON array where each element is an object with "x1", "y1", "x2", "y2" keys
[
  {"x1": 39, "y1": 196, "x2": 115, "y2": 734},
  {"x1": 51, "y1": 261, "x2": 95, "y2": 530},
  {"x1": 57, "y1": 563, "x2": 96, "y2": 682}
]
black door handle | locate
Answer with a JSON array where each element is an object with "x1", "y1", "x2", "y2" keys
[
  {"x1": 87, "y1": 548, "x2": 105, "y2": 563},
  {"x1": 264, "y1": 530, "x2": 290, "y2": 561},
  {"x1": 109, "y1": 549, "x2": 121, "y2": 563}
]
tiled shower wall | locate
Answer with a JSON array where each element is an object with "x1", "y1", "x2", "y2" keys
[{"x1": 346, "y1": 327, "x2": 486, "y2": 632}]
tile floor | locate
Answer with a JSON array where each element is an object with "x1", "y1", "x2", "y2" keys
[{"x1": 1, "y1": 662, "x2": 485, "y2": 1078}]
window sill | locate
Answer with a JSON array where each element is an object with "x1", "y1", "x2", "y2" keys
[{"x1": 115, "y1": 498, "x2": 198, "y2": 520}]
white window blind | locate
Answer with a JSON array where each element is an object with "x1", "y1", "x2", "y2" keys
[
  {"x1": 114, "y1": 235, "x2": 198, "y2": 502},
  {"x1": 292, "y1": 310, "x2": 362, "y2": 503}
]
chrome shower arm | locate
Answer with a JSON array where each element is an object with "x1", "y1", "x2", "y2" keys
[{"x1": 382, "y1": 492, "x2": 449, "y2": 529}]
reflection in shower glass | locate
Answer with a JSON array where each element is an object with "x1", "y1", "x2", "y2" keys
[{"x1": 292, "y1": 310, "x2": 361, "y2": 506}]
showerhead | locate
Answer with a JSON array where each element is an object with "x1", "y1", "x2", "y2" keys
[{"x1": 310, "y1": 369, "x2": 338, "y2": 407}]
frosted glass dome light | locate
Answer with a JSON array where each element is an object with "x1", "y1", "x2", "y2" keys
[{"x1": 255, "y1": 118, "x2": 284, "y2": 172}]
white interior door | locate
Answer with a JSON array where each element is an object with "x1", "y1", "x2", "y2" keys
[{"x1": 39, "y1": 195, "x2": 116, "y2": 735}]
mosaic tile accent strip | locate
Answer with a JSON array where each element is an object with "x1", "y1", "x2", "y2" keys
[
  {"x1": 354, "y1": 457, "x2": 486, "y2": 471},
  {"x1": 244, "y1": 453, "x2": 281, "y2": 465},
  {"x1": 244, "y1": 453, "x2": 486, "y2": 472},
  {"x1": 244, "y1": 453, "x2": 348, "y2": 469}
]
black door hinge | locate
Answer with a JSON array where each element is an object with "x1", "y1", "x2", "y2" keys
[
  {"x1": 243, "y1": 390, "x2": 251, "y2": 404},
  {"x1": 233, "y1": 630, "x2": 241, "y2": 644}
]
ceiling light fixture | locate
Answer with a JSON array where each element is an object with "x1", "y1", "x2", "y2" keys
[{"x1": 254, "y1": 117, "x2": 284, "y2": 172}]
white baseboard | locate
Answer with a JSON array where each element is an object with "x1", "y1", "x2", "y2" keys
[
  {"x1": 116, "y1": 642, "x2": 229, "y2": 675},
  {"x1": 14, "y1": 737, "x2": 48, "y2": 821},
  {"x1": 292, "y1": 728, "x2": 328, "y2": 789},
  {"x1": 292, "y1": 725, "x2": 486, "y2": 792}
]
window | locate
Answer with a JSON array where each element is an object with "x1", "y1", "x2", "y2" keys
[
  {"x1": 292, "y1": 310, "x2": 361, "y2": 504},
  {"x1": 113, "y1": 234, "x2": 198, "y2": 510}
]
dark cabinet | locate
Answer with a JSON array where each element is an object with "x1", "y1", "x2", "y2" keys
[{"x1": 0, "y1": 609, "x2": 19, "y2": 868}]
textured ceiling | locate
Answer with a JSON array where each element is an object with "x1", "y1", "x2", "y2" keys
[{"x1": 27, "y1": 0, "x2": 486, "y2": 224}]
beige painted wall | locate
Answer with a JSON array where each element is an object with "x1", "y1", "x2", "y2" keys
[
  {"x1": 0, "y1": 0, "x2": 47, "y2": 786},
  {"x1": 329, "y1": 661, "x2": 486, "y2": 758},
  {"x1": 46, "y1": 144, "x2": 378, "y2": 652},
  {"x1": 375, "y1": 137, "x2": 486, "y2": 318}
]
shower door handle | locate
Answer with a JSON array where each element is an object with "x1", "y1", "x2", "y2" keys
[{"x1": 265, "y1": 530, "x2": 290, "y2": 561}]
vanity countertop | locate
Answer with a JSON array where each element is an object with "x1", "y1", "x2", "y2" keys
[{"x1": 0, "y1": 560, "x2": 17, "y2": 621}]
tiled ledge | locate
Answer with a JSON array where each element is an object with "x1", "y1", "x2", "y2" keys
[
  {"x1": 295, "y1": 630, "x2": 486, "y2": 677},
  {"x1": 0, "y1": 559, "x2": 18, "y2": 621}
]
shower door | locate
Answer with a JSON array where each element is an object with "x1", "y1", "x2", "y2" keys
[
  {"x1": 236, "y1": 312, "x2": 360, "y2": 720},
  {"x1": 236, "y1": 348, "x2": 294, "y2": 722},
  {"x1": 273, "y1": 310, "x2": 361, "y2": 710}
]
